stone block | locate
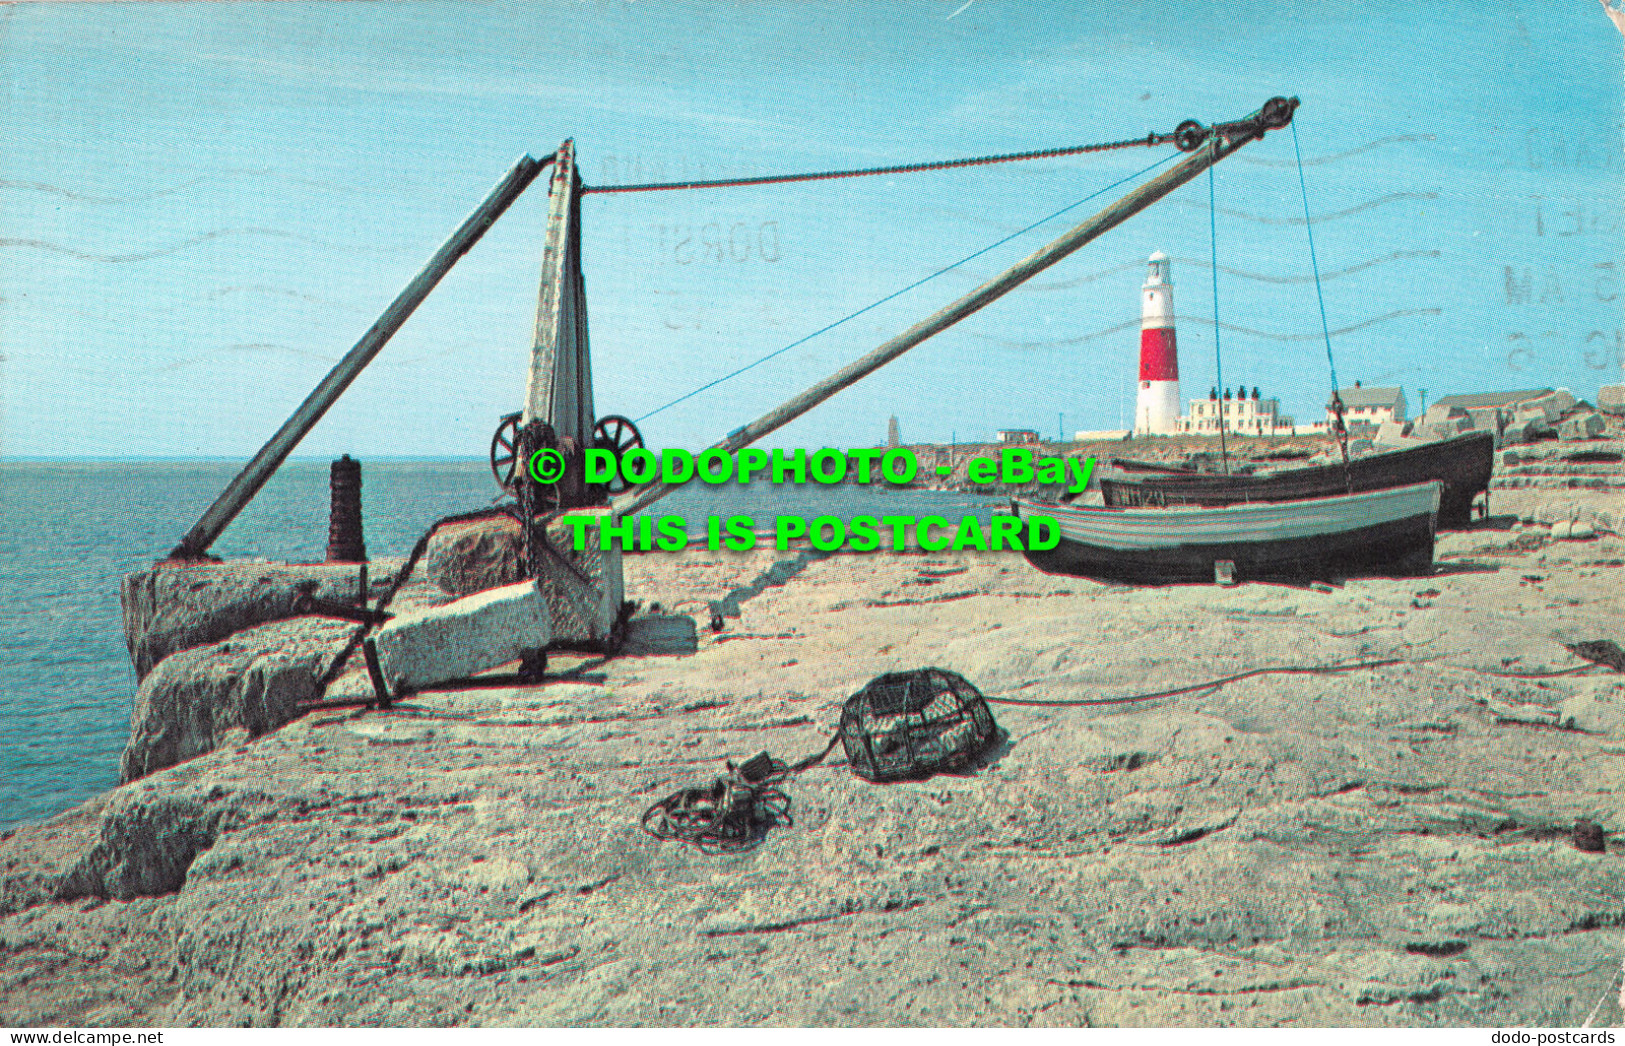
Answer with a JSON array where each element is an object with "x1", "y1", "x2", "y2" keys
[
  {"x1": 120, "y1": 616, "x2": 351, "y2": 782},
  {"x1": 1551, "y1": 520, "x2": 1597, "y2": 540},
  {"x1": 1374, "y1": 419, "x2": 1413, "y2": 446},
  {"x1": 425, "y1": 513, "x2": 525, "y2": 598},
  {"x1": 1500, "y1": 449, "x2": 1521, "y2": 466},
  {"x1": 1462, "y1": 406, "x2": 1501, "y2": 433},
  {"x1": 1418, "y1": 418, "x2": 1470, "y2": 442},
  {"x1": 1599, "y1": 384, "x2": 1625, "y2": 416},
  {"x1": 1419, "y1": 405, "x2": 1468, "y2": 429},
  {"x1": 1559, "y1": 412, "x2": 1606, "y2": 441},
  {"x1": 536, "y1": 507, "x2": 624, "y2": 647},
  {"x1": 372, "y1": 580, "x2": 552, "y2": 695},
  {"x1": 1516, "y1": 389, "x2": 1576, "y2": 423},
  {"x1": 54, "y1": 793, "x2": 228, "y2": 903},
  {"x1": 1498, "y1": 423, "x2": 1531, "y2": 447},
  {"x1": 121, "y1": 561, "x2": 375, "y2": 682},
  {"x1": 422, "y1": 507, "x2": 623, "y2": 649},
  {"x1": 618, "y1": 613, "x2": 699, "y2": 656}
]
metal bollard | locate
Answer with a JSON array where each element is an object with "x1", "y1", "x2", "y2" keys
[{"x1": 326, "y1": 455, "x2": 367, "y2": 563}]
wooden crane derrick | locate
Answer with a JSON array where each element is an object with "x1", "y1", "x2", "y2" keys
[{"x1": 163, "y1": 98, "x2": 1298, "y2": 668}]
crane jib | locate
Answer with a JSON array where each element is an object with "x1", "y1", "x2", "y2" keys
[{"x1": 610, "y1": 96, "x2": 1300, "y2": 520}]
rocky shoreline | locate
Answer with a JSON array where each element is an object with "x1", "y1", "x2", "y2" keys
[{"x1": 1, "y1": 466, "x2": 1622, "y2": 1026}]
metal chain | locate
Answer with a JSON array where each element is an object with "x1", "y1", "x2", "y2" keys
[{"x1": 584, "y1": 128, "x2": 1198, "y2": 195}]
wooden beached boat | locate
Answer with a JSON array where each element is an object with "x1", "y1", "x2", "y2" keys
[
  {"x1": 1012, "y1": 480, "x2": 1440, "y2": 584},
  {"x1": 1107, "y1": 457, "x2": 1209, "y2": 475},
  {"x1": 1098, "y1": 430, "x2": 1493, "y2": 528}
]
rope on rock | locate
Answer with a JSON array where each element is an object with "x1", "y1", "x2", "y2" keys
[{"x1": 987, "y1": 657, "x2": 1408, "y2": 707}]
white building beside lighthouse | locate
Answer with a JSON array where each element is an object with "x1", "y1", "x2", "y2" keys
[
  {"x1": 1133, "y1": 252, "x2": 1181, "y2": 435},
  {"x1": 1180, "y1": 386, "x2": 1296, "y2": 435}
]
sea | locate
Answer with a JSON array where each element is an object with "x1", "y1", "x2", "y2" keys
[{"x1": 0, "y1": 459, "x2": 1002, "y2": 832}]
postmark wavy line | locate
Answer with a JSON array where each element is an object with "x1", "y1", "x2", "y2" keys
[
  {"x1": 198, "y1": 284, "x2": 374, "y2": 313},
  {"x1": 146, "y1": 342, "x2": 339, "y2": 374},
  {"x1": 1185, "y1": 307, "x2": 1443, "y2": 341},
  {"x1": 972, "y1": 308, "x2": 1440, "y2": 350},
  {"x1": 0, "y1": 167, "x2": 379, "y2": 206},
  {"x1": 147, "y1": 335, "x2": 493, "y2": 374},
  {"x1": 1025, "y1": 249, "x2": 1438, "y2": 292},
  {"x1": 1193, "y1": 249, "x2": 1439, "y2": 285},
  {"x1": 1175, "y1": 191, "x2": 1439, "y2": 226},
  {"x1": 1236, "y1": 134, "x2": 1436, "y2": 167},
  {"x1": 375, "y1": 336, "x2": 491, "y2": 367},
  {"x1": 2, "y1": 227, "x2": 407, "y2": 264},
  {"x1": 1022, "y1": 261, "x2": 1143, "y2": 292},
  {"x1": 972, "y1": 319, "x2": 1138, "y2": 350},
  {"x1": 0, "y1": 174, "x2": 245, "y2": 205}
]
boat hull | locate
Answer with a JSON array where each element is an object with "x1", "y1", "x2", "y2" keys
[
  {"x1": 1099, "y1": 431, "x2": 1493, "y2": 528},
  {"x1": 1015, "y1": 482, "x2": 1440, "y2": 584}
]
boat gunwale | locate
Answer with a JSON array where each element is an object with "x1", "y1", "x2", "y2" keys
[{"x1": 1013, "y1": 481, "x2": 1441, "y2": 551}]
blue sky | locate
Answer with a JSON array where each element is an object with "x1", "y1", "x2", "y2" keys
[{"x1": 1, "y1": 0, "x2": 1620, "y2": 458}]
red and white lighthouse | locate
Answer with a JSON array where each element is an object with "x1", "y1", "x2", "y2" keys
[{"x1": 1133, "y1": 251, "x2": 1181, "y2": 436}]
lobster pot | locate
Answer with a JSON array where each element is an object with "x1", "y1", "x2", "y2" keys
[{"x1": 840, "y1": 668, "x2": 998, "y2": 783}]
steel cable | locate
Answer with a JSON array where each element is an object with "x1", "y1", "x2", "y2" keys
[{"x1": 632, "y1": 150, "x2": 1182, "y2": 424}]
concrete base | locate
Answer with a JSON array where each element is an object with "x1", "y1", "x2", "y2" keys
[
  {"x1": 372, "y1": 580, "x2": 552, "y2": 695},
  {"x1": 535, "y1": 507, "x2": 624, "y2": 648}
]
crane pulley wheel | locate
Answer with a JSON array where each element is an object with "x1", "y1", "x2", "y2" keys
[
  {"x1": 592, "y1": 415, "x2": 645, "y2": 494},
  {"x1": 1259, "y1": 96, "x2": 1297, "y2": 129},
  {"x1": 1173, "y1": 120, "x2": 1207, "y2": 152},
  {"x1": 490, "y1": 412, "x2": 524, "y2": 490}
]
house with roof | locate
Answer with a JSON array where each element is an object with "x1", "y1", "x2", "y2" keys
[
  {"x1": 1178, "y1": 386, "x2": 1295, "y2": 436},
  {"x1": 1430, "y1": 388, "x2": 1553, "y2": 411},
  {"x1": 1429, "y1": 388, "x2": 1554, "y2": 434},
  {"x1": 1318, "y1": 382, "x2": 1406, "y2": 435}
]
